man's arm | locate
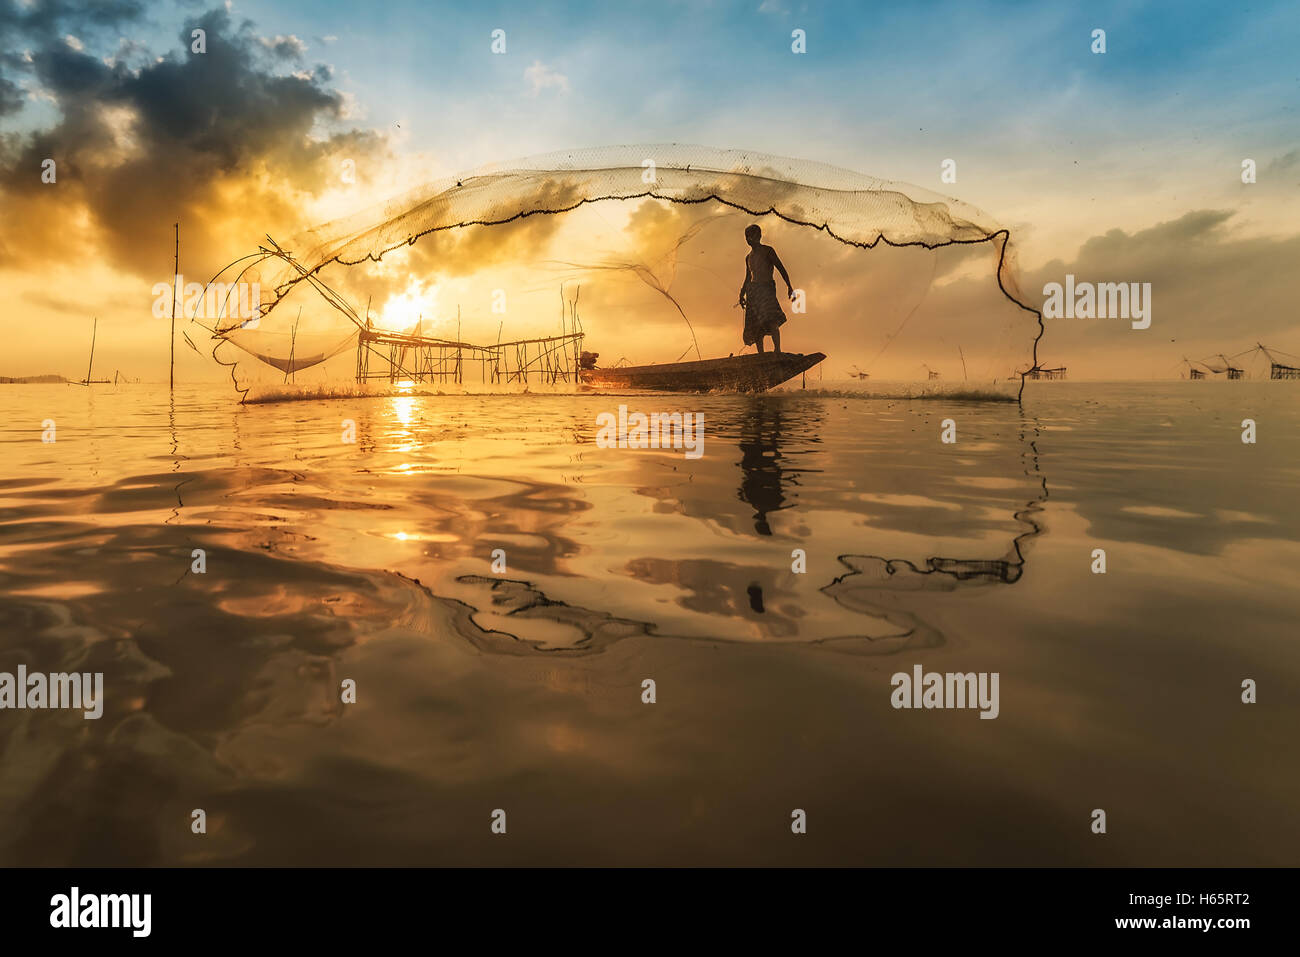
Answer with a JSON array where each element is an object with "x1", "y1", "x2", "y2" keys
[
  {"x1": 770, "y1": 247, "x2": 793, "y2": 296},
  {"x1": 738, "y1": 260, "x2": 750, "y2": 305}
]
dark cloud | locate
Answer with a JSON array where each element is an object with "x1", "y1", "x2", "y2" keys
[
  {"x1": 0, "y1": 4, "x2": 388, "y2": 282},
  {"x1": 0, "y1": 73, "x2": 21, "y2": 115},
  {"x1": 1074, "y1": 209, "x2": 1234, "y2": 260},
  {"x1": 0, "y1": 0, "x2": 144, "y2": 36}
]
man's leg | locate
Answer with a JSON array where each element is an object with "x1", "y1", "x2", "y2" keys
[{"x1": 771, "y1": 330, "x2": 781, "y2": 354}]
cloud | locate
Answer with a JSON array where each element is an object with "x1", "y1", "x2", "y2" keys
[
  {"x1": 0, "y1": 0, "x2": 145, "y2": 40},
  {"x1": 20, "y1": 287, "x2": 92, "y2": 316},
  {"x1": 0, "y1": 73, "x2": 22, "y2": 115},
  {"x1": 1023, "y1": 209, "x2": 1300, "y2": 374},
  {"x1": 1073, "y1": 209, "x2": 1235, "y2": 259},
  {"x1": 0, "y1": 6, "x2": 389, "y2": 285},
  {"x1": 1263, "y1": 149, "x2": 1300, "y2": 176},
  {"x1": 524, "y1": 60, "x2": 569, "y2": 97},
  {"x1": 258, "y1": 34, "x2": 306, "y2": 59}
]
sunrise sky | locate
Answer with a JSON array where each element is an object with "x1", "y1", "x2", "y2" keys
[{"x1": 1, "y1": 0, "x2": 1297, "y2": 380}]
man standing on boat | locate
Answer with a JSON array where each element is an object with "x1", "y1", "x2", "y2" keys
[{"x1": 738, "y1": 224, "x2": 793, "y2": 354}]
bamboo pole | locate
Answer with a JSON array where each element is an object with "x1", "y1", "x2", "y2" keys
[
  {"x1": 285, "y1": 307, "x2": 301, "y2": 384},
  {"x1": 85, "y1": 317, "x2": 97, "y2": 384},
  {"x1": 170, "y1": 222, "x2": 179, "y2": 390}
]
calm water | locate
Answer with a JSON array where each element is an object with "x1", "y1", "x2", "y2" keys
[{"x1": 0, "y1": 382, "x2": 1296, "y2": 865}]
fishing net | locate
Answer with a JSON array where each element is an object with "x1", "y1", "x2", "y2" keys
[{"x1": 197, "y1": 145, "x2": 1043, "y2": 400}]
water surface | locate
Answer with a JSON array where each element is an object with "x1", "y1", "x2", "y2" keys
[{"x1": 0, "y1": 382, "x2": 1295, "y2": 865}]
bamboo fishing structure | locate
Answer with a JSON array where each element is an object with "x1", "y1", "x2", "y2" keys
[
  {"x1": 1257, "y1": 343, "x2": 1300, "y2": 379},
  {"x1": 354, "y1": 328, "x2": 584, "y2": 385},
  {"x1": 1026, "y1": 365, "x2": 1067, "y2": 380},
  {"x1": 1217, "y1": 354, "x2": 1245, "y2": 379},
  {"x1": 353, "y1": 278, "x2": 587, "y2": 386},
  {"x1": 232, "y1": 237, "x2": 587, "y2": 388},
  {"x1": 1181, "y1": 344, "x2": 1300, "y2": 380}
]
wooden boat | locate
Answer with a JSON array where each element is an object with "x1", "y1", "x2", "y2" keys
[{"x1": 580, "y1": 351, "x2": 825, "y2": 393}]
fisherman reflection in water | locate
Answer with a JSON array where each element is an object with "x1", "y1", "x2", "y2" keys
[
  {"x1": 737, "y1": 399, "x2": 789, "y2": 535},
  {"x1": 738, "y1": 224, "x2": 793, "y2": 354}
]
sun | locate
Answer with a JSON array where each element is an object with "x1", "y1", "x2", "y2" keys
[{"x1": 375, "y1": 277, "x2": 439, "y2": 334}]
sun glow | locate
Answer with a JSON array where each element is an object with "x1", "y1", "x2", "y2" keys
[{"x1": 375, "y1": 278, "x2": 439, "y2": 334}]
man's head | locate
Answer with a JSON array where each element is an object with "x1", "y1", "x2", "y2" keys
[{"x1": 745, "y1": 224, "x2": 761, "y2": 247}]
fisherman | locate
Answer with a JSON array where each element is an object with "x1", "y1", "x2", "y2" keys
[{"x1": 737, "y1": 224, "x2": 794, "y2": 354}]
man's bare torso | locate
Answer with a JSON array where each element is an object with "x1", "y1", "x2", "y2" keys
[{"x1": 746, "y1": 245, "x2": 777, "y2": 283}]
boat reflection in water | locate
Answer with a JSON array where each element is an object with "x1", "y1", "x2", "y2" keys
[
  {"x1": 736, "y1": 398, "x2": 797, "y2": 536},
  {"x1": 722, "y1": 393, "x2": 1046, "y2": 652}
]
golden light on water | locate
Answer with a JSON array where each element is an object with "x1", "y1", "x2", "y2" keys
[
  {"x1": 390, "y1": 394, "x2": 417, "y2": 426},
  {"x1": 384, "y1": 530, "x2": 458, "y2": 542}
]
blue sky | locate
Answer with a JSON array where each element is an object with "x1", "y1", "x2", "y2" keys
[
  {"x1": 16, "y1": 0, "x2": 1292, "y2": 173},
  {"x1": 93, "y1": 0, "x2": 1293, "y2": 252},
  {"x1": 224, "y1": 0, "x2": 1296, "y2": 158}
]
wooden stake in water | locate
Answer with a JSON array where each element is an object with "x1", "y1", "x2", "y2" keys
[
  {"x1": 78, "y1": 317, "x2": 109, "y2": 385},
  {"x1": 170, "y1": 222, "x2": 179, "y2": 391},
  {"x1": 285, "y1": 307, "x2": 301, "y2": 384},
  {"x1": 85, "y1": 317, "x2": 97, "y2": 384}
]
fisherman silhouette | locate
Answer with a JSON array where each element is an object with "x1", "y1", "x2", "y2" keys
[{"x1": 738, "y1": 224, "x2": 793, "y2": 354}]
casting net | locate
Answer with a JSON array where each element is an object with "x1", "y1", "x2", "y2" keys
[{"x1": 197, "y1": 144, "x2": 1043, "y2": 399}]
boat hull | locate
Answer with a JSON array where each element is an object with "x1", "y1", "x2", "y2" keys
[{"x1": 580, "y1": 352, "x2": 826, "y2": 393}]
